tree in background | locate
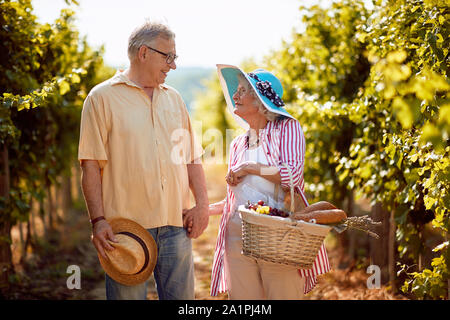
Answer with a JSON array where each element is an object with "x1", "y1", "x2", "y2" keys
[
  {"x1": 268, "y1": 0, "x2": 449, "y2": 299},
  {"x1": 0, "y1": 0, "x2": 114, "y2": 296},
  {"x1": 193, "y1": 0, "x2": 449, "y2": 299},
  {"x1": 267, "y1": 0, "x2": 372, "y2": 210}
]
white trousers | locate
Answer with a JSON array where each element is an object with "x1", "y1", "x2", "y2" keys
[{"x1": 224, "y1": 213, "x2": 305, "y2": 300}]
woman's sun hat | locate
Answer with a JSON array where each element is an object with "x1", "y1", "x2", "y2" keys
[
  {"x1": 98, "y1": 218, "x2": 157, "y2": 286},
  {"x1": 216, "y1": 64, "x2": 295, "y2": 129}
]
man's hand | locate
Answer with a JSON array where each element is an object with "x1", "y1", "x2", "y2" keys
[
  {"x1": 91, "y1": 219, "x2": 117, "y2": 259},
  {"x1": 81, "y1": 160, "x2": 117, "y2": 258},
  {"x1": 182, "y1": 205, "x2": 209, "y2": 239},
  {"x1": 185, "y1": 162, "x2": 209, "y2": 239},
  {"x1": 183, "y1": 210, "x2": 194, "y2": 234}
]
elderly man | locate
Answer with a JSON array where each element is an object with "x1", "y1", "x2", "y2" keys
[{"x1": 78, "y1": 21, "x2": 209, "y2": 300}]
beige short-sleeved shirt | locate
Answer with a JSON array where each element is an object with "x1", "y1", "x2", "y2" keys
[{"x1": 78, "y1": 70, "x2": 203, "y2": 229}]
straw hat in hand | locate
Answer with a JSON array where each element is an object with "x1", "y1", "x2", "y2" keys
[{"x1": 97, "y1": 218, "x2": 157, "y2": 286}]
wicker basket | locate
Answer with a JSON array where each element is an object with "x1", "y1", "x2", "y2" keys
[
  {"x1": 239, "y1": 206, "x2": 331, "y2": 269},
  {"x1": 238, "y1": 163, "x2": 331, "y2": 269}
]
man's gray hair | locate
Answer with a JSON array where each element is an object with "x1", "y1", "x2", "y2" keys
[{"x1": 128, "y1": 20, "x2": 175, "y2": 61}]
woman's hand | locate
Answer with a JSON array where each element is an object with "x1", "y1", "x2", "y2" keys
[
  {"x1": 226, "y1": 161, "x2": 282, "y2": 186},
  {"x1": 226, "y1": 161, "x2": 257, "y2": 186}
]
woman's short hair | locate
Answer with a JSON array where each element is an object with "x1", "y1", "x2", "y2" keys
[
  {"x1": 237, "y1": 74, "x2": 280, "y2": 122},
  {"x1": 128, "y1": 20, "x2": 175, "y2": 62}
]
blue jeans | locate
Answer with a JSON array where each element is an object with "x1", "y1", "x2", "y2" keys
[{"x1": 105, "y1": 226, "x2": 195, "y2": 300}]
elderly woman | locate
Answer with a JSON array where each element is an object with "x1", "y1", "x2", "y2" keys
[
  {"x1": 185, "y1": 65, "x2": 334, "y2": 300},
  {"x1": 192, "y1": 64, "x2": 332, "y2": 300}
]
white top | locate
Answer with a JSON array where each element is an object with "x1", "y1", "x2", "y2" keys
[{"x1": 230, "y1": 145, "x2": 285, "y2": 212}]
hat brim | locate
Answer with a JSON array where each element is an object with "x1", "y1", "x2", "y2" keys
[
  {"x1": 98, "y1": 218, "x2": 157, "y2": 286},
  {"x1": 216, "y1": 64, "x2": 295, "y2": 129}
]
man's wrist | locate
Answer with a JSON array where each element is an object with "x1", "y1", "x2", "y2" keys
[
  {"x1": 90, "y1": 216, "x2": 106, "y2": 227},
  {"x1": 196, "y1": 202, "x2": 209, "y2": 210}
]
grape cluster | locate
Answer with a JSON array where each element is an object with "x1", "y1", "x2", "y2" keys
[{"x1": 245, "y1": 200, "x2": 290, "y2": 218}]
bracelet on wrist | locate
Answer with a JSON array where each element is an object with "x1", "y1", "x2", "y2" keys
[{"x1": 90, "y1": 216, "x2": 105, "y2": 226}]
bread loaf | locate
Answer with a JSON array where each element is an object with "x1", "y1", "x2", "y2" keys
[{"x1": 291, "y1": 209, "x2": 347, "y2": 224}]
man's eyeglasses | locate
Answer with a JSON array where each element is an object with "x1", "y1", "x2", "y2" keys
[{"x1": 143, "y1": 45, "x2": 178, "y2": 64}]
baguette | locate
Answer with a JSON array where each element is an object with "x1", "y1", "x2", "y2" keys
[
  {"x1": 296, "y1": 201, "x2": 337, "y2": 214},
  {"x1": 291, "y1": 209, "x2": 347, "y2": 224}
]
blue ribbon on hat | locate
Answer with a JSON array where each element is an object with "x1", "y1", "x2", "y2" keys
[{"x1": 248, "y1": 72, "x2": 285, "y2": 107}]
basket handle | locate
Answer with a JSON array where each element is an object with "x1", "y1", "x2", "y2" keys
[{"x1": 281, "y1": 163, "x2": 295, "y2": 213}]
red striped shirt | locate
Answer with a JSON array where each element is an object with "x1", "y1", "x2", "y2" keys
[{"x1": 210, "y1": 118, "x2": 330, "y2": 296}]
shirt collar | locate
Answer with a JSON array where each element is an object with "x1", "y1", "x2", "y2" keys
[{"x1": 110, "y1": 69, "x2": 169, "y2": 90}]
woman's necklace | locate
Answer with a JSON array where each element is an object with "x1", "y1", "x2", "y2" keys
[{"x1": 248, "y1": 136, "x2": 260, "y2": 148}]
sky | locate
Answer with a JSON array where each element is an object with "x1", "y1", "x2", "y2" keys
[{"x1": 31, "y1": 0, "x2": 326, "y2": 69}]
